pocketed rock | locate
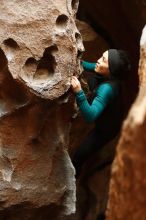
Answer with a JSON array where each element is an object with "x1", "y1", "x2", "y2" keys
[
  {"x1": 0, "y1": 0, "x2": 84, "y2": 100},
  {"x1": 0, "y1": 0, "x2": 84, "y2": 219}
]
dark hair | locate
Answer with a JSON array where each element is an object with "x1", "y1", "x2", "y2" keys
[{"x1": 108, "y1": 49, "x2": 131, "y2": 80}]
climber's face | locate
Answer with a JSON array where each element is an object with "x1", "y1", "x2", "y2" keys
[{"x1": 95, "y1": 51, "x2": 110, "y2": 77}]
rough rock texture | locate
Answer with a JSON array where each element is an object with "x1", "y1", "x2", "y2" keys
[
  {"x1": 0, "y1": 0, "x2": 85, "y2": 219},
  {"x1": 106, "y1": 25, "x2": 146, "y2": 220},
  {"x1": 0, "y1": 0, "x2": 145, "y2": 220},
  {"x1": 0, "y1": 0, "x2": 84, "y2": 100}
]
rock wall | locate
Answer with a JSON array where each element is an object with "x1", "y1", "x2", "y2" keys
[
  {"x1": 106, "y1": 25, "x2": 146, "y2": 220},
  {"x1": 0, "y1": 0, "x2": 84, "y2": 219},
  {"x1": 0, "y1": 1, "x2": 146, "y2": 220},
  {"x1": 0, "y1": 0, "x2": 84, "y2": 100}
]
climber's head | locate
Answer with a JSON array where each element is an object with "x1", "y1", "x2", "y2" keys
[{"x1": 95, "y1": 49, "x2": 131, "y2": 80}]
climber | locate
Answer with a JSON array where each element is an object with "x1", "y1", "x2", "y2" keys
[{"x1": 71, "y1": 49, "x2": 131, "y2": 177}]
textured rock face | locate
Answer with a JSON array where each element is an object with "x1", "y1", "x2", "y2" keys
[
  {"x1": 0, "y1": 0, "x2": 84, "y2": 100},
  {"x1": 106, "y1": 25, "x2": 146, "y2": 220},
  {"x1": 0, "y1": 0, "x2": 84, "y2": 219},
  {"x1": 0, "y1": 1, "x2": 145, "y2": 220}
]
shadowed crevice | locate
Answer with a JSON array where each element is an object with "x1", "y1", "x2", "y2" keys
[
  {"x1": 34, "y1": 45, "x2": 58, "y2": 80},
  {"x1": 72, "y1": 0, "x2": 79, "y2": 11},
  {"x1": 3, "y1": 38, "x2": 20, "y2": 50},
  {"x1": 56, "y1": 14, "x2": 69, "y2": 30}
]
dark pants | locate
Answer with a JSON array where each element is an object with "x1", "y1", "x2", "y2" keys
[{"x1": 72, "y1": 128, "x2": 114, "y2": 177}]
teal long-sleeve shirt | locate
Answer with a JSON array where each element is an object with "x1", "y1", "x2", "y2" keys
[
  {"x1": 75, "y1": 83, "x2": 116, "y2": 123},
  {"x1": 75, "y1": 61, "x2": 118, "y2": 123},
  {"x1": 81, "y1": 60, "x2": 96, "y2": 71}
]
